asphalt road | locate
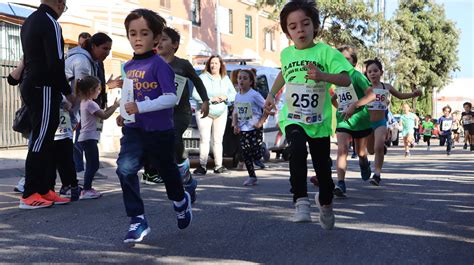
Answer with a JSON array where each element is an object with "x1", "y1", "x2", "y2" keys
[{"x1": 0, "y1": 143, "x2": 473, "y2": 264}]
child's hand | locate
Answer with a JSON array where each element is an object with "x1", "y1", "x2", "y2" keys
[
  {"x1": 107, "y1": 75, "x2": 123, "y2": 89},
  {"x1": 254, "y1": 121, "x2": 264, "y2": 129},
  {"x1": 116, "y1": 115, "x2": 124, "y2": 127},
  {"x1": 342, "y1": 103, "x2": 356, "y2": 120},
  {"x1": 264, "y1": 96, "x2": 276, "y2": 115},
  {"x1": 233, "y1": 126, "x2": 240, "y2": 135},
  {"x1": 305, "y1": 63, "x2": 323, "y2": 82},
  {"x1": 125, "y1": 102, "x2": 139, "y2": 115}
]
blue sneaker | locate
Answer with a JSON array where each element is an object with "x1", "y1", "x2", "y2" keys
[
  {"x1": 123, "y1": 217, "x2": 151, "y2": 244},
  {"x1": 334, "y1": 180, "x2": 346, "y2": 197},
  {"x1": 360, "y1": 160, "x2": 371, "y2": 181},
  {"x1": 184, "y1": 178, "x2": 198, "y2": 204},
  {"x1": 174, "y1": 191, "x2": 192, "y2": 229}
]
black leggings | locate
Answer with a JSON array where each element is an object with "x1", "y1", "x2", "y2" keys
[
  {"x1": 49, "y1": 138, "x2": 78, "y2": 189},
  {"x1": 239, "y1": 129, "x2": 263, "y2": 177},
  {"x1": 285, "y1": 124, "x2": 334, "y2": 205}
]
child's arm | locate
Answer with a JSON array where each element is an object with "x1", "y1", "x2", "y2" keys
[
  {"x1": 305, "y1": 63, "x2": 351, "y2": 87},
  {"x1": 232, "y1": 107, "x2": 240, "y2": 134},
  {"x1": 95, "y1": 98, "x2": 119, "y2": 120},
  {"x1": 331, "y1": 94, "x2": 338, "y2": 108},
  {"x1": 388, "y1": 83, "x2": 422, "y2": 99},
  {"x1": 264, "y1": 71, "x2": 285, "y2": 115},
  {"x1": 341, "y1": 87, "x2": 376, "y2": 120}
]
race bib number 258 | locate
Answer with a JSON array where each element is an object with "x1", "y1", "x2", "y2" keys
[{"x1": 286, "y1": 82, "x2": 326, "y2": 124}]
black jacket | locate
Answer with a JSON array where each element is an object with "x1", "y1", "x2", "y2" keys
[{"x1": 20, "y1": 4, "x2": 71, "y2": 95}]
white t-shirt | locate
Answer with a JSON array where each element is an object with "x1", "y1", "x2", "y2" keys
[{"x1": 233, "y1": 89, "x2": 265, "y2": 132}]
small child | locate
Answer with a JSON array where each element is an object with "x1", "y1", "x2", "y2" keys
[
  {"x1": 438, "y1": 105, "x2": 453, "y2": 155},
  {"x1": 400, "y1": 103, "x2": 419, "y2": 157},
  {"x1": 421, "y1": 115, "x2": 434, "y2": 150},
  {"x1": 461, "y1": 102, "x2": 473, "y2": 151},
  {"x1": 116, "y1": 9, "x2": 192, "y2": 245},
  {"x1": 76, "y1": 76, "x2": 119, "y2": 199},
  {"x1": 232, "y1": 69, "x2": 268, "y2": 186}
]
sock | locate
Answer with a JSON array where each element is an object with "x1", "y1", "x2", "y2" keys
[
  {"x1": 174, "y1": 198, "x2": 186, "y2": 208},
  {"x1": 135, "y1": 215, "x2": 145, "y2": 220}
]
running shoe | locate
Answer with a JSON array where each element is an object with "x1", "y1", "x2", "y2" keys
[
  {"x1": 70, "y1": 186, "x2": 81, "y2": 201},
  {"x1": 404, "y1": 151, "x2": 410, "y2": 157},
  {"x1": 333, "y1": 181, "x2": 346, "y2": 197},
  {"x1": 243, "y1": 177, "x2": 258, "y2": 186},
  {"x1": 193, "y1": 165, "x2": 207, "y2": 176},
  {"x1": 41, "y1": 190, "x2": 70, "y2": 205},
  {"x1": 254, "y1": 160, "x2": 266, "y2": 170},
  {"x1": 318, "y1": 202, "x2": 335, "y2": 230},
  {"x1": 19, "y1": 193, "x2": 53, "y2": 209},
  {"x1": 123, "y1": 217, "x2": 151, "y2": 244},
  {"x1": 184, "y1": 177, "x2": 198, "y2": 204},
  {"x1": 463, "y1": 143, "x2": 468, "y2": 149},
  {"x1": 369, "y1": 174, "x2": 381, "y2": 186},
  {"x1": 13, "y1": 177, "x2": 25, "y2": 193},
  {"x1": 174, "y1": 191, "x2": 192, "y2": 229},
  {"x1": 293, "y1": 197, "x2": 311, "y2": 222},
  {"x1": 214, "y1": 166, "x2": 229, "y2": 174},
  {"x1": 360, "y1": 160, "x2": 371, "y2": 181},
  {"x1": 80, "y1": 189, "x2": 102, "y2": 200},
  {"x1": 351, "y1": 152, "x2": 357, "y2": 159},
  {"x1": 142, "y1": 172, "x2": 163, "y2": 185}
]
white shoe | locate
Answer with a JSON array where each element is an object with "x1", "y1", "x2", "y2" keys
[
  {"x1": 293, "y1": 197, "x2": 311, "y2": 222},
  {"x1": 95, "y1": 170, "x2": 108, "y2": 179},
  {"x1": 14, "y1": 177, "x2": 25, "y2": 193}
]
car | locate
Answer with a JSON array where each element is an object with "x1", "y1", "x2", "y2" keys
[{"x1": 182, "y1": 64, "x2": 288, "y2": 166}]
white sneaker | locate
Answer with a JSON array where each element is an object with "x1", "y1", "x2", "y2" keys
[
  {"x1": 293, "y1": 197, "x2": 311, "y2": 222},
  {"x1": 95, "y1": 170, "x2": 108, "y2": 179},
  {"x1": 14, "y1": 177, "x2": 25, "y2": 193}
]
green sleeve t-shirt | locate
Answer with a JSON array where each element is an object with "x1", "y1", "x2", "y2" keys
[
  {"x1": 335, "y1": 70, "x2": 371, "y2": 131},
  {"x1": 422, "y1": 121, "x2": 434, "y2": 136},
  {"x1": 280, "y1": 42, "x2": 354, "y2": 138}
]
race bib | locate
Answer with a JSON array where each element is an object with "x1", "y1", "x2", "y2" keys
[
  {"x1": 335, "y1": 85, "x2": 357, "y2": 112},
  {"x1": 96, "y1": 118, "x2": 104, "y2": 132},
  {"x1": 286, "y1": 82, "x2": 326, "y2": 124},
  {"x1": 235, "y1": 102, "x2": 253, "y2": 122},
  {"x1": 463, "y1": 115, "x2": 472, "y2": 125},
  {"x1": 442, "y1": 120, "x2": 453, "y2": 131},
  {"x1": 367, "y1": 88, "x2": 390, "y2": 110},
  {"x1": 57, "y1": 110, "x2": 72, "y2": 134},
  {"x1": 175, "y1": 74, "x2": 187, "y2": 105},
  {"x1": 423, "y1": 128, "x2": 432, "y2": 135}
]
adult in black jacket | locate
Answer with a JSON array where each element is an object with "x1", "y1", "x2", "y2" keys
[{"x1": 19, "y1": 0, "x2": 72, "y2": 209}]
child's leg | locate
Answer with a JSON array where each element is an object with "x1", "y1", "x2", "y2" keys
[
  {"x1": 56, "y1": 138, "x2": 78, "y2": 188},
  {"x1": 116, "y1": 127, "x2": 146, "y2": 217},
  {"x1": 251, "y1": 128, "x2": 264, "y2": 162},
  {"x1": 285, "y1": 125, "x2": 309, "y2": 202},
  {"x1": 145, "y1": 130, "x2": 185, "y2": 202},
  {"x1": 439, "y1": 135, "x2": 446, "y2": 146},
  {"x1": 80, "y1": 140, "x2": 99, "y2": 190},
  {"x1": 367, "y1": 131, "x2": 375, "y2": 155},
  {"x1": 446, "y1": 133, "x2": 452, "y2": 153},
  {"x1": 336, "y1": 132, "x2": 351, "y2": 182},
  {"x1": 239, "y1": 131, "x2": 256, "y2": 177},
  {"x1": 403, "y1": 136, "x2": 409, "y2": 153},
  {"x1": 373, "y1": 126, "x2": 388, "y2": 175},
  {"x1": 308, "y1": 136, "x2": 333, "y2": 206}
]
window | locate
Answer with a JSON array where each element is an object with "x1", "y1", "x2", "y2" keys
[
  {"x1": 218, "y1": 7, "x2": 233, "y2": 34},
  {"x1": 191, "y1": 0, "x2": 201, "y2": 26},
  {"x1": 159, "y1": 0, "x2": 170, "y2": 9},
  {"x1": 245, "y1": 15, "x2": 252, "y2": 38},
  {"x1": 264, "y1": 31, "x2": 274, "y2": 51}
]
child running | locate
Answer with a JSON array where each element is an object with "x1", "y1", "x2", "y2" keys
[
  {"x1": 400, "y1": 103, "x2": 419, "y2": 157},
  {"x1": 139, "y1": 27, "x2": 211, "y2": 204},
  {"x1": 76, "y1": 76, "x2": 119, "y2": 199},
  {"x1": 365, "y1": 59, "x2": 421, "y2": 186},
  {"x1": 461, "y1": 102, "x2": 473, "y2": 151},
  {"x1": 438, "y1": 105, "x2": 454, "y2": 155},
  {"x1": 116, "y1": 9, "x2": 192, "y2": 244},
  {"x1": 421, "y1": 115, "x2": 434, "y2": 150},
  {"x1": 332, "y1": 45, "x2": 374, "y2": 197},
  {"x1": 232, "y1": 69, "x2": 268, "y2": 186},
  {"x1": 264, "y1": 0, "x2": 354, "y2": 229}
]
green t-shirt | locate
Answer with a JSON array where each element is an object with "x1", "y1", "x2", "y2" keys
[
  {"x1": 335, "y1": 70, "x2": 371, "y2": 131},
  {"x1": 280, "y1": 42, "x2": 353, "y2": 138},
  {"x1": 422, "y1": 120, "x2": 434, "y2": 136}
]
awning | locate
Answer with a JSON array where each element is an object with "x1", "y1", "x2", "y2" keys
[{"x1": 186, "y1": 38, "x2": 212, "y2": 56}]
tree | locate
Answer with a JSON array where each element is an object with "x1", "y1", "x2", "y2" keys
[{"x1": 384, "y1": 0, "x2": 459, "y2": 115}]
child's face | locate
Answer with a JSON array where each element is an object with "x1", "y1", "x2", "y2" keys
[
  {"x1": 127, "y1": 17, "x2": 159, "y2": 55},
  {"x1": 237, "y1": 71, "x2": 252, "y2": 90},
  {"x1": 92, "y1": 84, "x2": 101, "y2": 99},
  {"x1": 366, "y1": 64, "x2": 382, "y2": 83},
  {"x1": 342, "y1": 50, "x2": 355, "y2": 66},
  {"x1": 156, "y1": 32, "x2": 177, "y2": 56},
  {"x1": 443, "y1": 108, "x2": 451, "y2": 116},
  {"x1": 464, "y1": 104, "x2": 471, "y2": 112},
  {"x1": 425, "y1": 116, "x2": 431, "y2": 121},
  {"x1": 209, "y1": 58, "x2": 221, "y2": 75},
  {"x1": 402, "y1": 104, "x2": 410, "y2": 113},
  {"x1": 285, "y1": 9, "x2": 315, "y2": 49}
]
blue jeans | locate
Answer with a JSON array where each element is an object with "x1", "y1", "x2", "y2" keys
[
  {"x1": 73, "y1": 124, "x2": 85, "y2": 172},
  {"x1": 79, "y1": 139, "x2": 99, "y2": 190},
  {"x1": 116, "y1": 127, "x2": 184, "y2": 217}
]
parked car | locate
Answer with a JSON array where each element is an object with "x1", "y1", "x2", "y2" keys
[{"x1": 182, "y1": 64, "x2": 288, "y2": 166}]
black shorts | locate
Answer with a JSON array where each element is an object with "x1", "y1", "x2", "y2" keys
[
  {"x1": 336, "y1": 127, "x2": 373, "y2": 139},
  {"x1": 452, "y1": 128, "x2": 459, "y2": 134},
  {"x1": 463, "y1": 124, "x2": 474, "y2": 135},
  {"x1": 423, "y1": 135, "x2": 431, "y2": 142}
]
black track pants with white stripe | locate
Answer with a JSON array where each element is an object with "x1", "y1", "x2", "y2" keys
[{"x1": 21, "y1": 85, "x2": 61, "y2": 198}]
